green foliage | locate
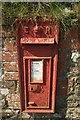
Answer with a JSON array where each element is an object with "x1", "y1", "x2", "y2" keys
[{"x1": 2, "y1": 2, "x2": 79, "y2": 32}]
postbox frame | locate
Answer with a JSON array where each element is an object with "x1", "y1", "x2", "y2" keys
[
  {"x1": 23, "y1": 57, "x2": 52, "y2": 110},
  {"x1": 16, "y1": 19, "x2": 59, "y2": 113}
]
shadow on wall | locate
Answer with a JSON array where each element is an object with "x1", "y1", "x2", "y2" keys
[
  {"x1": 56, "y1": 26, "x2": 79, "y2": 118},
  {"x1": 56, "y1": 30, "x2": 71, "y2": 118}
]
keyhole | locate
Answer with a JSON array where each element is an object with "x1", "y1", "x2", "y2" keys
[{"x1": 31, "y1": 88, "x2": 33, "y2": 91}]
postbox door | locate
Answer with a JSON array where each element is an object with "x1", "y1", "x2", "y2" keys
[{"x1": 24, "y1": 57, "x2": 52, "y2": 109}]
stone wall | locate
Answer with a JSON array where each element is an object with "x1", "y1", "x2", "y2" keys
[
  {"x1": 0, "y1": 25, "x2": 80, "y2": 120},
  {"x1": 56, "y1": 26, "x2": 80, "y2": 119}
]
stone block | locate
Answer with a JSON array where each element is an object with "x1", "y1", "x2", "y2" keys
[
  {"x1": 0, "y1": 62, "x2": 3, "y2": 68},
  {"x1": 7, "y1": 101, "x2": 21, "y2": 109},
  {"x1": 2, "y1": 108, "x2": 20, "y2": 120},
  {"x1": 0, "y1": 81, "x2": 4, "y2": 88},
  {"x1": 76, "y1": 78, "x2": 80, "y2": 84},
  {"x1": 67, "y1": 95, "x2": 75, "y2": 101},
  {"x1": 0, "y1": 76, "x2": 3, "y2": 81},
  {"x1": 4, "y1": 81, "x2": 15, "y2": 88},
  {"x1": 4, "y1": 62, "x2": 18, "y2": 72},
  {"x1": 66, "y1": 108, "x2": 76, "y2": 117},
  {"x1": 0, "y1": 51, "x2": 2, "y2": 61},
  {"x1": 2, "y1": 108, "x2": 15, "y2": 119},
  {"x1": 2, "y1": 52, "x2": 17, "y2": 62},
  {"x1": 75, "y1": 90, "x2": 80, "y2": 96},
  {"x1": 4, "y1": 72, "x2": 12, "y2": 80},
  {"x1": 12, "y1": 72, "x2": 19, "y2": 80},
  {"x1": 4, "y1": 72, "x2": 19, "y2": 80},
  {"x1": 71, "y1": 40, "x2": 80, "y2": 49},
  {"x1": 71, "y1": 51, "x2": 80, "y2": 62},
  {"x1": 67, "y1": 102, "x2": 79, "y2": 108},
  {"x1": 4, "y1": 40, "x2": 17, "y2": 52},
  {"x1": 0, "y1": 69, "x2": 4, "y2": 81},
  {"x1": 21, "y1": 112, "x2": 31, "y2": 119},
  {"x1": 0, "y1": 99, "x2": 6, "y2": 108},
  {"x1": 0, "y1": 88, "x2": 9, "y2": 95},
  {"x1": 6, "y1": 93, "x2": 20, "y2": 109},
  {"x1": 4, "y1": 81, "x2": 16, "y2": 93},
  {"x1": 0, "y1": 94, "x2": 5, "y2": 100},
  {"x1": 76, "y1": 108, "x2": 80, "y2": 114}
]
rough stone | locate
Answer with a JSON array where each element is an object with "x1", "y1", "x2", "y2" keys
[
  {"x1": 0, "y1": 88, "x2": 9, "y2": 95},
  {"x1": 6, "y1": 93, "x2": 20, "y2": 109},
  {"x1": 0, "y1": 69, "x2": 2, "y2": 77},
  {"x1": 0, "y1": 98, "x2": 5, "y2": 108},
  {"x1": 67, "y1": 102, "x2": 79, "y2": 107},
  {"x1": 21, "y1": 112, "x2": 31, "y2": 119},
  {"x1": 2, "y1": 109, "x2": 14, "y2": 119},
  {"x1": 0, "y1": 51, "x2": 2, "y2": 61},
  {"x1": 0, "y1": 94, "x2": 5, "y2": 100},
  {"x1": 6, "y1": 93, "x2": 20, "y2": 102},
  {"x1": 0, "y1": 94, "x2": 8, "y2": 109},
  {"x1": 20, "y1": 113, "x2": 62, "y2": 120},
  {"x1": 0, "y1": 81, "x2": 4, "y2": 87},
  {"x1": 76, "y1": 78, "x2": 80, "y2": 84},
  {"x1": 2, "y1": 51, "x2": 17, "y2": 62},
  {"x1": 4, "y1": 72, "x2": 19, "y2": 81},
  {"x1": 4, "y1": 40, "x2": 17, "y2": 52},
  {"x1": 3, "y1": 81, "x2": 16, "y2": 93},
  {"x1": 71, "y1": 51, "x2": 80, "y2": 62},
  {"x1": 4, "y1": 62, "x2": 18, "y2": 72}
]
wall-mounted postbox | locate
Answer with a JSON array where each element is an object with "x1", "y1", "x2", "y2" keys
[{"x1": 16, "y1": 19, "x2": 58, "y2": 113}]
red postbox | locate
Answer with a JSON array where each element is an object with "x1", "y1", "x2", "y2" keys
[{"x1": 16, "y1": 19, "x2": 58, "y2": 113}]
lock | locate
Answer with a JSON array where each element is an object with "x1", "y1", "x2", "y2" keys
[
  {"x1": 30, "y1": 85, "x2": 41, "y2": 93},
  {"x1": 31, "y1": 85, "x2": 37, "y2": 92}
]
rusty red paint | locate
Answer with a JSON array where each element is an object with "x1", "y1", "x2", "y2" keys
[{"x1": 16, "y1": 19, "x2": 59, "y2": 113}]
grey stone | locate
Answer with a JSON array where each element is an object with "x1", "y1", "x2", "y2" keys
[
  {"x1": 52, "y1": 113, "x2": 62, "y2": 118},
  {"x1": 0, "y1": 81, "x2": 4, "y2": 87},
  {"x1": 2, "y1": 108, "x2": 19, "y2": 118},
  {"x1": 2, "y1": 109, "x2": 20, "y2": 120},
  {"x1": 0, "y1": 77, "x2": 2, "y2": 81},
  {"x1": 0, "y1": 47, "x2": 2, "y2": 51},
  {"x1": 4, "y1": 81, "x2": 16, "y2": 93},
  {"x1": 15, "y1": 110, "x2": 20, "y2": 114},
  {"x1": 76, "y1": 78, "x2": 80, "y2": 84},
  {"x1": 71, "y1": 51, "x2": 80, "y2": 62},
  {"x1": 0, "y1": 94, "x2": 5, "y2": 100},
  {"x1": 9, "y1": 114, "x2": 18, "y2": 120},
  {"x1": 0, "y1": 99, "x2": 5, "y2": 108},
  {"x1": 0, "y1": 62, "x2": 3, "y2": 68},
  {"x1": 2, "y1": 109, "x2": 13, "y2": 119},
  {"x1": 75, "y1": 91, "x2": 80, "y2": 96},
  {"x1": 21, "y1": 112, "x2": 31, "y2": 119},
  {"x1": 0, "y1": 69, "x2": 2, "y2": 77},
  {"x1": 0, "y1": 76, "x2": 4, "y2": 81},
  {"x1": 0, "y1": 88, "x2": 9, "y2": 95},
  {"x1": 67, "y1": 102, "x2": 79, "y2": 107}
]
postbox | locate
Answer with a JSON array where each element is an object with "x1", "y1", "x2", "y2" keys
[{"x1": 16, "y1": 19, "x2": 58, "y2": 113}]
